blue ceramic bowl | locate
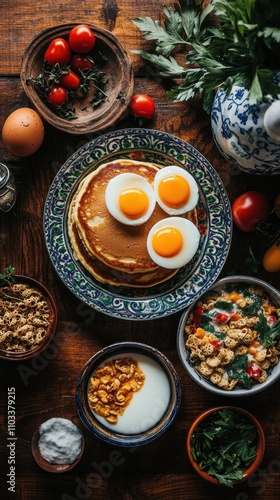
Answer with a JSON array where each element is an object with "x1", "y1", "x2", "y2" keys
[{"x1": 76, "y1": 342, "x2": 181, "y2": 447}]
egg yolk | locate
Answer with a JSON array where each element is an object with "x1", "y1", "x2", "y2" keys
[
  {"x1": 158, "y1": 175, "x2": 190, "y2": 208},
  {"x1": 152, "y1": 226, "x2": 183, "y2": 257},
  {"x1": 119, "y1": 187, "x2": 149, "y2": 219}
]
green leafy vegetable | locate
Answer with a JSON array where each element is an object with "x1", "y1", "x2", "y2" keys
[
  {"x1": 132, "y1": 0, "x2": 280, "y2": 113},
  {"x1": 227, "y1": 354, "x2": 252, "y2": 388},
  {"x1": 256, "y1": 313, "x2": 280, "y2": 346},
  {"x1": 215, "y1": 299, "x2": 234, "y2": 311},
  {"x1": 190, "y1": 409, "x2": 257, "y2": 487}
]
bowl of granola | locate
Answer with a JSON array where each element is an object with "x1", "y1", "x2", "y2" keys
[
  {"x1": 0, "y1": 272, "x2": 57, "y2": 361},
  {"x1": 76, "y1": 342, "x2": 181, "y2": 446},
  {"x1": 20, "y1": 23, "x2": 134, "y2": 135},
  {"x1": 177, "y1": 275, "x2": 280, "y2": 396}
]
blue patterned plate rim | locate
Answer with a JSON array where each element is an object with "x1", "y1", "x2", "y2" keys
[{"x1": 43, "y1": 128, "x2": 232, "y2": 320}]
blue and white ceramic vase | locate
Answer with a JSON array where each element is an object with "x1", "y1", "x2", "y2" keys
[{"x1": 211, "y1": 73, "x2": 280, "y2": 175}]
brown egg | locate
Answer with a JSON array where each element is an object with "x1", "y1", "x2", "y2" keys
[{"x1": 2, "y1": 107, "x2": 45, "y2": 157}]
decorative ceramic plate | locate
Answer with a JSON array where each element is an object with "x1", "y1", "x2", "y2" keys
[{"x1": 44, "y1": 128, "x2": 232, "y2": 320}]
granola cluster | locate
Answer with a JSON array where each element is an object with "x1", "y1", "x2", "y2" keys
[
  {"x1": 0, "y1": 283, "x2": 51, "y2": 352},
  {"x1": 88, "y1": 357, "x2": 145, "y2": 424}
]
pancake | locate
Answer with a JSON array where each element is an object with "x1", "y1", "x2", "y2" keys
[
  {"x1": 68, "y1": 158, "x2": 199, "y2": 287},
  {"x1": 68, "y1": 209, "x2": 178, "y2": 287},
  {"x1": 72, "y1": 159, "x2": 177, "y2": 274}
]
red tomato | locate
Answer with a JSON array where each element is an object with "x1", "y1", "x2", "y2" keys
[
  {"x1": 246, "y1": 364, "x2": 261, "y2": 379},
  {"x1": 232, "y1": 191, "x2": 271, "y2": 233},
  {"x1": 129, "y1": 94, "x2": 156, "y2": 119},
  {"x1": 47, "y1": 85, "x2": 68, "y2": 107},
  {"x1": 193, "y1": 304, "x2": 204, "y2": 328},
  {"x1": 44, "y1": 38, "x2": 72, "y2": 66},
  {"x1": 214, "y1": 312, "x2": 230, "y2": 323},
  {"x1": 69, "y1": 25, "x2": 96, "y2": 54},
  {"x1": 60, "y1": 70, "x2": 80, "y2": 90},
  {"x1": 71, "y1": 54, "x2": 94, "y2": 73},
  {"x1": 209, "y1": 339, "x2": 222, "y2": 350}
]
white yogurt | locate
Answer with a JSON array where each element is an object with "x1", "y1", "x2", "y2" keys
[{"x1": 89, "y1": 352, "x2": 171, "y2": 435}]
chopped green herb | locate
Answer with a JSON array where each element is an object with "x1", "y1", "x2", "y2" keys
[
  {"x1": 215, "y1": 299, "x2": 234, "y2": 311},
  {"x1": 190, "y1": 409, "x2": 258, "y2": 487},
  {"x1": 256, "y1": 313, "x2": 280, "y2": 347},
  {"x1": 227, "y1": 354, "x2": 252, "y2": 388}
]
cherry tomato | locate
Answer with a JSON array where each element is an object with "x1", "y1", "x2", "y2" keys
[
  {"x1": 214, "y1": 312, "x2": 230, "y2": 323},
  {"x1": 71, "y1": 54, "x2": 94, "y2": 73},
  {"x1": 209, "y1": 339, "x2": 222, "y2": 350},
  {"x1": 69, "y1": 25, "x2": 96, "y2": 54},
  {"x1": 232, "y1": 191, "x2": 271, "y2": 233},
  {"x1": 44, "y1": 38, "x2": 72, "y2": 67},
  {"x1": 246, "y1": 363, "x2": 261, "y2": 379},
  {"x1": 47, "y1": 85, "x2": 68, "y2": 107},
  {"x1": 60, "y1": 70, "x2": 80, "y2": 90},
  {"x1": 129, "y1": 94, "x2": 156, "y2": 119},
  {"x1": 193, "y1": 304, "x2": 204, "y2": 328}
]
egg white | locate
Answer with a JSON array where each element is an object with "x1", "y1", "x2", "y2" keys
[
  {"x1": 105, "y1": 173, "x2": 156, "y2": 225},
  {"x1": 147, "y1": 216, "x2": 200, "y2": 269},
  {"x1": 154, "y1": 166, "x2": 199, "y2": 215}
]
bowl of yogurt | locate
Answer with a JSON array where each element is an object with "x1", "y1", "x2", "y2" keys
[{"x1": 76, "y1": 342, "x2": 181, "y2": 446}]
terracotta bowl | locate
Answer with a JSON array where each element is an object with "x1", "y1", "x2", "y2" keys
[
  {"x1": 31, "y1": 420, "x2": 85, "y2": 473},
  {"x1": 76, "y1": 342, "x2": 181, "y2": 447},
  {"x1": 187, "y1": 406, "x2": 265, "y2": 486},
  {"x1": 0, "y1": 275, "x2": 57, "y2": 361},
  {"x1": 20, "y1": 23, "x2": 134, "y2": 135},
  {"x1": 177, "y1": 275, "x2": 280, "y2": 396}
]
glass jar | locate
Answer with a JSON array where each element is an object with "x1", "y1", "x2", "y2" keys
[{"x1": 0, "y1": 162, "x2": 17, "y2": 212}]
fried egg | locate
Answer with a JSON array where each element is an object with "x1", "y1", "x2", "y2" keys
[
  {"x1": 105, "y1": 173, "x2": 156, "y2": 225},
  {"x1": 154, "y1": 166, "x2": 199, "y2": 215},
  {"x1": 147, "y1": 217, "x2": 200, "y2": 269}
]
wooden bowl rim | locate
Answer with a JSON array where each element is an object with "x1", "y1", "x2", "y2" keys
[
  {"x1": 186, "y1": 406, "x2": 265, "y2": 485},
  {"x1": 20, "y1": 23, "x2": 134, "y2": 135},
  {"x1": 0, "y1": 275, "x2": 58, "y2": 361}
]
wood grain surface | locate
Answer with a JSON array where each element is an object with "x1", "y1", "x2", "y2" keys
[{"x1": 0, "y1": 1, "x2": 280, "y2": 499}]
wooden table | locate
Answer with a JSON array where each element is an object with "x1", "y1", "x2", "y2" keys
[{"x1": 1, "y1": 1, "x2": 280, "y2": 499}]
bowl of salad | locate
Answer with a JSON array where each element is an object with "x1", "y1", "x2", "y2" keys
[
  {"x1": 177, "y1": 275, "x2": 280, "y2": 396},
  {"x1": 187, "y1": 406, "x2": 265, "y2": 487}
]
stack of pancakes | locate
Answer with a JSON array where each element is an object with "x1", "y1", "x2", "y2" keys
[{"x1": 68, "y1": 159, "x2": 198, "y2": 287}]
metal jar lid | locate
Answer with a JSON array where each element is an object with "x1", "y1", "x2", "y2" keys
[{"x1": 0, "y1": 163, "x2": 10, "y2": 189}]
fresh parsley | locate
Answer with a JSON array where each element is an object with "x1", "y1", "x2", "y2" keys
[
  {"x1": 0, "y1": 266, "x2": 15, "y2": 285},
  {"x1": 132, "y1": 0, "x2": 280, "y2": 113},
  {"x1": 190, "y1": 409, "x2": 258, "y2": 487},
  {"x1": 256, "y1": 313, "x2": 280, "y2": 347},
  {"x1": 227, "y1": 354, "x2": 252, "y2": 389}
]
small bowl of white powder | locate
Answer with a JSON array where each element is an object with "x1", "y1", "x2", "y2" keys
[{"x1": 31, "y1": 417, "x2": 84, "y2": 472}]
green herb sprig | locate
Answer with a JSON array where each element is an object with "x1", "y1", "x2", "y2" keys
[
  {"x1": 256, "y1": 313, "x2": 280, "y2": 346},
  {"x1": 132, "y1": 0, "x2": 280, "y2": 113},
  {"x1": 0, "y1": 266, "x2": 15, "y2": 285},
  {"x1": 190, "y1": 409, "x2": 258, "y2": 487}
]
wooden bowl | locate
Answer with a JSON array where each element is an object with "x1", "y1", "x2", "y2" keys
[
  {"x1": 186, "y1": 406, "x2": 265, "y2": 486},
  {"x1": 31, "y1": 421, "x2": 85, "y2": 473},
  {"x1": 20, "y1": 23, "x2": 134, "y2": 135},
  {"x1": 0, "y1": 275, "x2": 57, "y2": 361}
]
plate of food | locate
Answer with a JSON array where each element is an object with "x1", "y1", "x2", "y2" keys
[{"x1": 44, "y1": 128, "x2": 232, "y2": 320}]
